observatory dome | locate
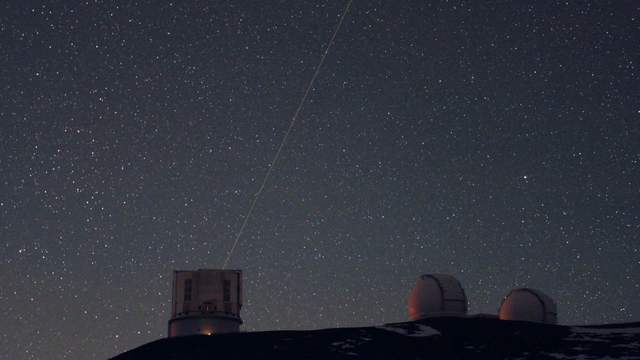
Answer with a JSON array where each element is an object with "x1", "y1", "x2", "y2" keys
[
  {"x1": 407, "y1": 274, "x2": 468, "y2": 321},
  {"x1": 498, "y1": 288, "x2": 557, "y2": 324}
]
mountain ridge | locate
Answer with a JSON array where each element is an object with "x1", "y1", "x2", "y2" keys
[{"x1": 111, "y1": 317, "x2": 640, "y2": 359}]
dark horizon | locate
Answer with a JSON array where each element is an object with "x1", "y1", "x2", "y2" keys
[{"x1": 1, "y1": 1, "x2": 638, "y2": 359}]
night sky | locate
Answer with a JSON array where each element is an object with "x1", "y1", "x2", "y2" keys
[{"x1": 1, "y1": 1, "x2": 639, "y2": 359}]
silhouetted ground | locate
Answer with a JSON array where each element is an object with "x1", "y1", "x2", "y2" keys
[{"x1": 111, "y1": 317, "x2": 640, "y2": 359}]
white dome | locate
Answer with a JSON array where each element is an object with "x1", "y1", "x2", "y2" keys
[
  {"x1": 498, "y1": 288, "x2": 557, "y2": 324},
  {"x1": 408, "y1": 274, "x2": 468, "y2": 320}
]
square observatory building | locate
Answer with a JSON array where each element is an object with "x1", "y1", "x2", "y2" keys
[{"x1": 168, "y1": 269, "x2": 243, "y2": 337}]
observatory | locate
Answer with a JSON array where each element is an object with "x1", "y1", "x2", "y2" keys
[
  {"x1": 408, "y1": 274, "x2": 468, "y2": 320},
  {"x1": 168, "y1": 269, "x2": 243, "y2": 337},
  {"x1": 498, "y1": 288, "x2": 557, "y2": 324}
]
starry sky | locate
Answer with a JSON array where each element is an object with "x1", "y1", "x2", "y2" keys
[{"x1": 1, "y1": 1, "x2": 639, "y2": 359}]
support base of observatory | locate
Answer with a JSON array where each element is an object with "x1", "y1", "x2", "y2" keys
[{"x1": 168, "y1": 314, "x2": 241, "y2": 336}]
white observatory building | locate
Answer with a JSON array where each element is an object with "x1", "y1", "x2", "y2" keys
[
  {"x1": 408, "y1": 274, "x2": 468, "y2": 320},
  {"x1": 168, "y1": 269, "x2": 243, "y2": 337},
  {"x1": 498, "y1": 287, "x2": 558, "y2": 324}
]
